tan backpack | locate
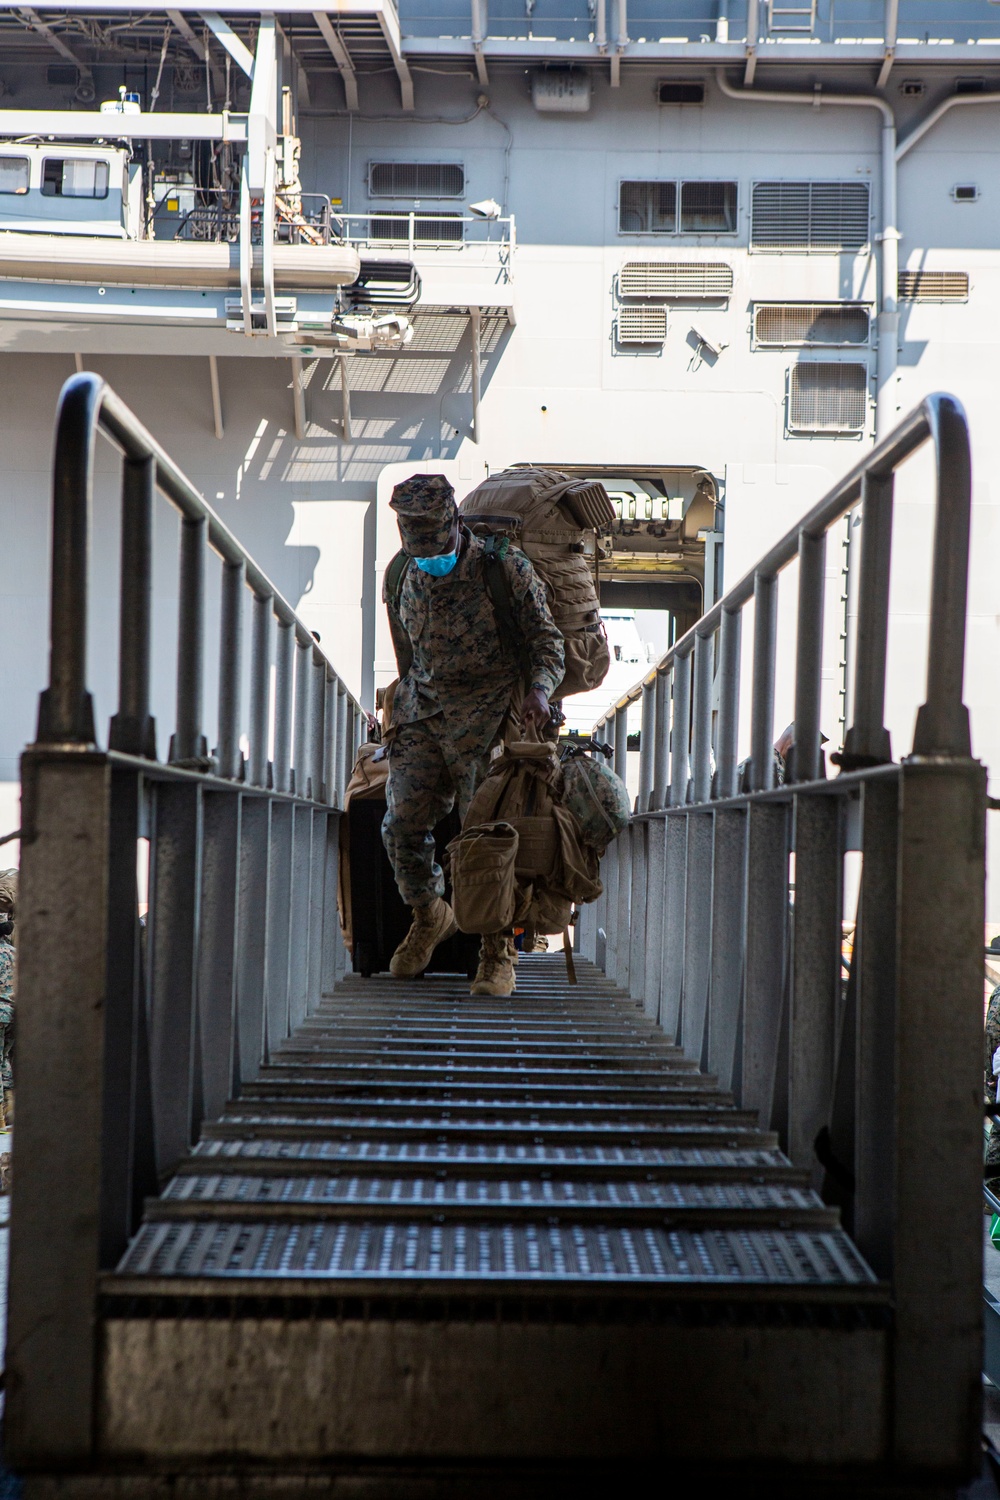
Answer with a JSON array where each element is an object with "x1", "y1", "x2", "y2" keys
[
  {"x1": 458, "y1": 468, "x2": 615, "y2": 700},
  {"x1": 448, "y1": 738, "x2": 602, "y2": 938}
]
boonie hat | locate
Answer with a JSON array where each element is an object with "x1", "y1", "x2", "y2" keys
[{"x1": 390, "y1": 474, "x2": 457, "y2": 556}]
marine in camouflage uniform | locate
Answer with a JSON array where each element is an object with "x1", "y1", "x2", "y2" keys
[
  {"x1": 383, "y1": 475, "x2": 565, "y2": 910},
  {"x1": 382, "y1": 475, "x2": 564, "y2": 992}
]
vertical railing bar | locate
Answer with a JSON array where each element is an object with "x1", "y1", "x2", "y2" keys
[
  {"x1": 311, "y1": 651, "x2": 326, "y2": 802},
  {"x1": 651, "y1": 672, "x2": 669, "y2": 811},
  {"x1": 842, "y1": 471, "x2": 893, "y2": 766},
  {"x1": 248, "y1": 593, "x2": 270, "y2": 788},
  {"x1": 613, "y1": 704, "x2": 629, "y2": 790},
  {"x1": 715, "y1": 608, "x2": 741, "y2": 798},
  {"x1": 216, "y1": 559, "x2": 244, "y2": 780},
  {"x1": 273, "y1": 621, "x2": 294, "y2": 794},
  {"x1": 792, "y1": 531, "x2": 826, "y2": 784},
  {"x1": 749, "y1": 572, "x2": 777, "y2": 792},
  {"x1": 170, "y1": 516, "x2": 206, "y2": 764},
  {"x1": 335, "y1": 681, "x2": 348, "y2": 804},
  {"x1": 36, "y1": 372, "x2": 102, "y2": 745},
  {"x1": 325, "y1": 670, "x2": 338, "y2": 806},
  {"x1": 669, "y1": 651, "x2": 691, "y2": 808},
  {"x1": 110, "y1": 453, "x2": 156, "y2": 758},
  {"x1": 638, "y1": 680, "x2": 655, "y2": 813},
  {"x1": 691, "y1": 631, "x2": 713, "y2": 804},
  {"x1": 292, "y1": 636, "x2": 310, "y2": 797}
]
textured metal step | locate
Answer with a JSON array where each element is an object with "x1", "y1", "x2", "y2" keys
[
  {"x1": 183, "y1": 1137, "x2": 802, "y2": 1180},
  {"x1": 232, "y1": 1088, "x2": 735, "y2": 1116},
  {"x1": 150, "y1": 1174, "x2": 838, "y2": 1229},
  {"x1": 115, "y1": 1217, "x2": 875, "y2": 1286},
  {"x1": 206, "y1": 1114, "x2": 768, "y2": 1148}
]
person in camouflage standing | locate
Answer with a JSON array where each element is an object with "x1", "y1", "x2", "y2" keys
[
  {"x1": 985, "y1": 978, "x2": 1000, "y2": 1189},
  {"x1": 383, "y1": 474, "x2": 564, "y2": 996}
]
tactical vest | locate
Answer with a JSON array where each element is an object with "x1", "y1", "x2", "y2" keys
[{"x1": 458, "y1": 468, "x2": 615, "y2": 699}]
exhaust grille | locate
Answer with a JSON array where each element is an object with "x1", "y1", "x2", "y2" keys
[
  {"x1": 788, "y1": 363, "x2": 867, "y2": 434},
  {"x1": 751, "y1": 182, "x2": 870, "y2": 252},
  {"x1": 617, "y1": 305, "x2": 667, "y2": 345},
  {"x1": 369, "y1": 162, "x2": 464, "y2": 198},
  {"x1": 621, "y1": 261, "x2": 733, "y2": 299},
  {"x1": 897, "y1": 270, "x2": 969, "y2": 303},
  {"x1": 754, "y1": 303, "x2": 870, "y2": 347}
]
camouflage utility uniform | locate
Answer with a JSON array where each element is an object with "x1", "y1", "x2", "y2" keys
[{"x1": 383, "y1": 512, "x2": 564, "y2": 909}]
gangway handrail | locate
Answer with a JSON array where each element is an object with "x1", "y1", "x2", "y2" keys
[
  {"x1": 594, "y1": 391, "x2": 971, "y2": 805},
  {"x1": 37, "y1": 371, "x2": 364, "y2": 802},
  {"x1": 578, "y1": 391, "x2": 985, "y2": 1469}
]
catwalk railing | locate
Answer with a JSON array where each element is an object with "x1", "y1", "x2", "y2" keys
[
  {"x1": 581, "y1": 391, "x2": 986, "y2": 1474},
  {"x1": 7, "y1": 372, "x2": 361, "y2": 1456}
]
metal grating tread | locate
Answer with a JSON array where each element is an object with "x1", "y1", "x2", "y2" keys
[
  {"x1": 115, "y1": 957, "x2": 876, "y2": 1295},
  {"x1": 116, "y1": 1218, "x2": 875, "y2": 1285}
]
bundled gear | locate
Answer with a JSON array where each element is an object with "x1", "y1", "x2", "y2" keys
[
  {"x1": 449, "y1": 735, "x2": 604, "y2": 943},
  {"x1": 458, "y1": 468, "x2": 616, "y2": 700},
  {"x1": 558, "y1": 740, "x2": 633, "y2": 854}
]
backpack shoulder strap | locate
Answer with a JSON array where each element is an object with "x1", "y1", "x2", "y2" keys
[
  {"x1": 383, "y1": 549, "x2": 414, "y2": 678},
  {"x1": 482, "y1": 537, "x2": 530, "y2": 681}
]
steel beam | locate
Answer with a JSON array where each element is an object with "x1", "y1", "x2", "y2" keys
[{"x1": 313, "y1": 11, "x2": 360, "y2": 110}]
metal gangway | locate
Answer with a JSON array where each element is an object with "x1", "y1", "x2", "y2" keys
[{"x1": 5, "y1": 375, "x2": 986, "y2": 1494}]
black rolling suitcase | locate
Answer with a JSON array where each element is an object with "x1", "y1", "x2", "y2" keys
[{"x1": 347, "y1": 796, "x2": 480, "y2": 979}]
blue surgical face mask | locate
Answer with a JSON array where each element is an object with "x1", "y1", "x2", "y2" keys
[{"x1": 413, "y1": 548, "x2": 458, "y2": 577}]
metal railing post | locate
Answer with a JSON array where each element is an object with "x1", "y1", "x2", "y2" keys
[
  {"x1": 293, "y1": 634, "x2": 310, "y2": 796},
  {"x1": 715, "y1": 607, "x2": 741, "y2": 798},
  {"x1": 248, "y1": 594, "x2": 270, "y2": 788},
  {"x1": 638, "y1": 679, "x2": 655, "y2": 812},
  {"x1": 613, "y1": 704, "x2": 629, "y2": 787},
  {"x1": 749, "y1": 572, "x2": 777, "y2": 791},
  {"x1": 651, "y1": 672, "x2": 669, "y2": 811},
  {"x1": 36, "y1": 373, "x2": 101, "y2": 745},
  {"x1": 325, "y1": 670, "x2": 339, "y2": 805},
  {"x1": 216, "y1": 559, "x2": 244, "y2": 780},
  {"x1": 311, "y1": 651, "x2": 327, "y2": 802},
  {"x1": 843, "y1": 471, "x2": 894, "y2": 767},
  {"x1": 170, "y1": 516, "x2": 207, "y2": 763},
  {"x1": 109, "y1": 454, "x2": 156, "y2": 758},
  {"x1": 273, "y1": 620, "x2": 294, "y2": 793},
  {"x1": 791, "y1": 531, "x2": 826, "y2": 783},
  {"x1": 669, "y1": 651, "x2": 691, "y2": 807},
  {"x1": 691, "y1": 630, "x2": 713, "y2": 804}
]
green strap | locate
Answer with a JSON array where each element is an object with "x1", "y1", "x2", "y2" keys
[
  {"x1": 383, "y1": 549, "x2": 414, "y2": 678},
  {"x1": 482, "y1": 537, "x2": 530, "y2": 681}
]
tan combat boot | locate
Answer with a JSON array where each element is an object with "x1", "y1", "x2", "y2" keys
[
  {"x1": 389, "y1": 897, "x2": 458, "y2": 978},
  {"x1": 470, "y1": 931, "x2": 516, "y2": 997}
]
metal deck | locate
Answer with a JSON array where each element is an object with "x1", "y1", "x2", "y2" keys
[{"x1": 110, "y1": 957, "x2": 876, "y2": 1299}]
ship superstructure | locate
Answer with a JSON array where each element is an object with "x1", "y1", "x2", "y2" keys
[{"x1": 0, "y1": 0, "x2": 998, "y2": 901}]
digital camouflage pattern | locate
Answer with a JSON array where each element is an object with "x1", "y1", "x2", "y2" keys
[
  {"x1": 383, "y1": 719, "x2": 494, "y2": 907},
  {"x1": 389, "y1": 473, "x2": 457, "y2": 556},
  {"x1": 382, "y1": 526, "x2": 564, "y2": 908},
  {"x1": 986, "y1": 980, "x2": 1000, "y2": 1179},
  {"x1": 559, "y1": 752, "x2": 632, "y2": 854}
]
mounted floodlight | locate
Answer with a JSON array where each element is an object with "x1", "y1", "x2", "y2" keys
[{"x1": 469, "y1": 198, "x2": 502, "y2": 220}]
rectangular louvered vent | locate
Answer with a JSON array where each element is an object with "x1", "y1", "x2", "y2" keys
[
  {"x1": 617, "y1": 305, "x2": 667, "y2": 344},
  {"x1": 368, "y1": 162, "x2": 464, "y2": 198},
  {"x1": 788, "y1": 363, "x2": 867, "y2": 434},
  {"x1": 621, "y1": 261, "x2": 733, "y2": 299},
  {"x1": 897, "y1": 270, "x2": 969, "y2": 302},
  {"x1": 368, "y1": 214, "x2": 463, "y2": 243},
  {"x1": 751, "y1": 182, "x2": 870, "y2": 252},
  {"x1": 754, "y1": 303, "x2": 870, "y2": 347}
]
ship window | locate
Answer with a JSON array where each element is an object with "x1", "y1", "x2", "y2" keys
[
  {"x1": 619, "y1": 181, "x2": 677, "y2": 234},
  {"x1": 754, "y1": 303, "x2": 870, "y2": 346},
  {"x1": 0, "y1": 157, "x2": 29, "y2": 195},
  {"x1": 368, "y1": 162, "x2": 464, "y2": 198},
  {"x1": 680, "y1": 181, "x2": 737, "y2": 233},
  {"x1": 658, "y1": 81, "x2": 705, "y2": 105},
  {"x1": 368, "y1": 213, "x2": 463, "y2": 244},
  {"x1": 788, "y1": 363, "x2": 868, "y2": 435},
  {"x1": 751, "y1": 181, "x2": 870, "y2": 252},
  {"x1": 41, "y1": 157, "x2": 110, "y2": 199}
]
